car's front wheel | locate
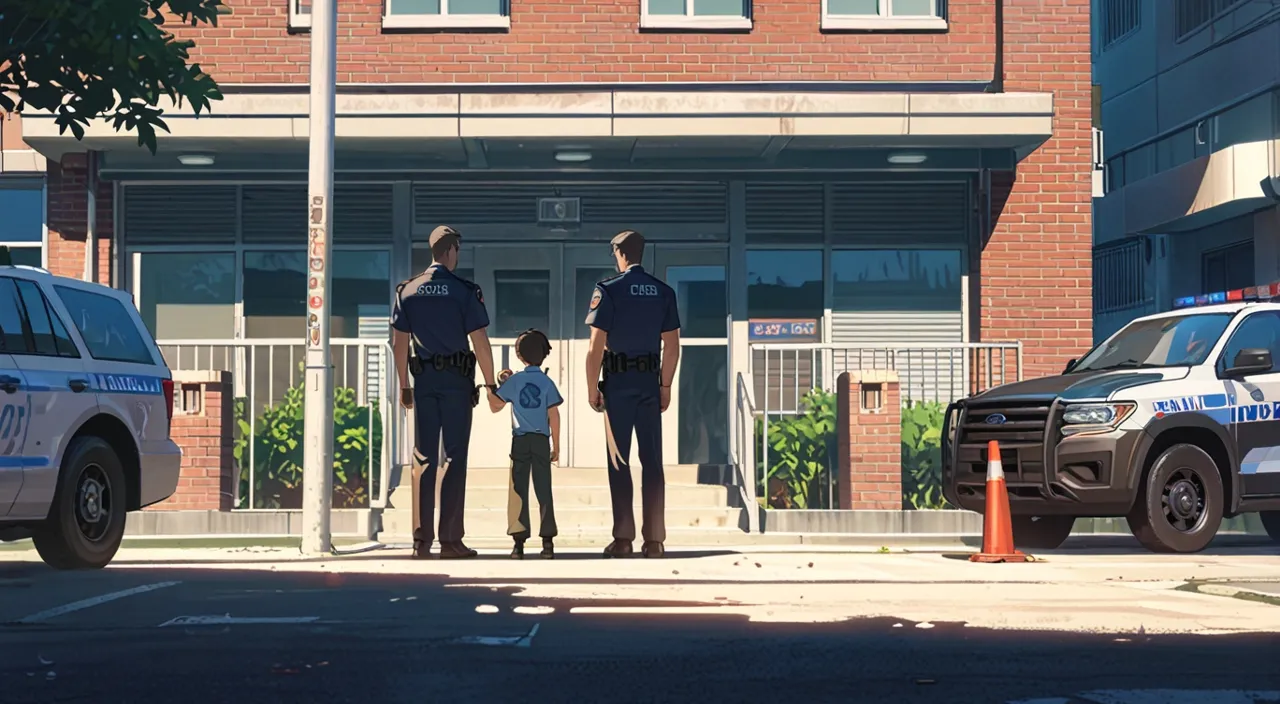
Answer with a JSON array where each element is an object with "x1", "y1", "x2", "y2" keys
[
  {"x1": 1126, "y1": 443, "x2": 1224, "y2": 554},
  {"x1": 1260, "y1": 511, "x2": 1280, "y2": 544},
  {"x1": 32, "y1": 437, "x2": 128, "y2": 570}
]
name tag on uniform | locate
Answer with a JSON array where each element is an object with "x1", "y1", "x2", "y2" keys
[
  {"x1": 630, "y1": 284, "x2": 658, "y2": 296},
  {"x1": 418, "y1": 283, "x2": 449, "y2": 296}
]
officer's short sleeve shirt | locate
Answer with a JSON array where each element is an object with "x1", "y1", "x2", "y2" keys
[
  {"x1": 391, "y1": 266, "x2": 490, "y2": 356},
  {"x1": 584, "y1": 284, "x2": 614, "y2": 332}
]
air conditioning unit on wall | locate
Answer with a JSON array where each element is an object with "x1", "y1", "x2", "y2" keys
[{"x1": 538, "y1": 197, "x2": 580, "y2": 224}]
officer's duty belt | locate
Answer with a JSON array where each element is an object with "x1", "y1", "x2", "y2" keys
[
  {"x1": 601, "y1": 351, "x2": 660, "y2": 375},
  {"x1": 409, "y1": 350, "x2": 477, "y2": 378}
]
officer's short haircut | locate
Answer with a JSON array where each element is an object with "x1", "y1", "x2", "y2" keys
[
  {"x1": 429, "y1": 225, "x2": 461, "y2": 261},
  {"x1": 611, "y1": 230, "x2": 645, "y2": 264},
  {"x1": 515, "y1": 329, "x2": 551, "y2": 366}
]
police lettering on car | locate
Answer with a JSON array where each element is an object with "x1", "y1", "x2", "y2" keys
[
  {"x1": 391, "y1": 225, "x2": 499, "y2": 560},
  {"x1": 583, "y1": 230, "x2": 681, "y2": 559}
]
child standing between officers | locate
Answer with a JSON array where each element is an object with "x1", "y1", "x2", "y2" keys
[{"x1": 490, "y1": 329, "x2": 562, "y2": 559}]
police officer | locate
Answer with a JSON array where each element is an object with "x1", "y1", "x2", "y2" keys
[
  {"x1": 393, "y1": 225, "x2": 499, "y2": 560},
  {"x1": 584, "y1": 230, "x2": 681, "y2": 559}
]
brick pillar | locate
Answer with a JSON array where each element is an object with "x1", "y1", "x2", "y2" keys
[
  {"x1": 149, "y1": 371, "x2": 234, "y2": 511},
  {"x1": 836, "y1": 370, "x2": 902, "y2": 510},
  {"x1": 46, "y1": 152, "x2": 113, "y2": 284}
]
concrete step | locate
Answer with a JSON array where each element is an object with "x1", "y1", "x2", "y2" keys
[
  {"x1": 378, "y1": 506, "x2": 741, "y2": 537},
  {"x1": 392, "y1": 465, "x2": 707, "y2": 488},
  {"x1": 423, "y1": 484, "x2": 730, "y2": 509}
]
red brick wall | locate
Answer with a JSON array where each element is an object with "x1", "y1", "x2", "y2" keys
[
  {"x1": 978, "y1": 0, "x2": 1094, "y2": 378},
  {"x1": 836, "y1": 371, "x2": 902, "y2": 510},
  {"x1": 177, "y1": 0, "x2": 997, "y2": 84},
  {"x1": 150, "y1": 372, "x2": 235, "y2": 511},
  {"x1": 46, "y1": 154, "x2": 113, "y2": 283}
]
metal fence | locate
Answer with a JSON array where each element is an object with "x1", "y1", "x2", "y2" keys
[
  {"x1": 746, "y1": 342, "x2": 1022, "y2": 511},
  {"x1": 157, "y1": 338, "x2": 399, "y2": 511}
]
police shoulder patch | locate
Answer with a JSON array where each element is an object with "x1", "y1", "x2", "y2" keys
[
  {"x1": 475, "y1": 285, "x2": 484, "y2": 304},
  {"x1": 589, "y1": 287, "x2": 603, "y2": 311}
]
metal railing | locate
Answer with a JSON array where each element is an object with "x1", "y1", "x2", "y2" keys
[
  {"x1": 158, "y1": 338, "x2": 399, "y2": 511},
  {"x1": 732, "y1": 371, "x2": 761, "y2": 532},
  {"x1": 747, "y1": 342, "x2": 1022, "y2": 511}
]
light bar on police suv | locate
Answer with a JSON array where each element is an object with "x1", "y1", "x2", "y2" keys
[{"x1": 1173, "y1": 282, "x2": 1280, "y2": 309}]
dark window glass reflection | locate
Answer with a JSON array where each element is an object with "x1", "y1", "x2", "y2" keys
[
  {"x1": 832, "y1": 249, "x2": 961, "y2": 312},
  {"x1": 746, "y1": 250, "x2": 823, "y2": 319}
]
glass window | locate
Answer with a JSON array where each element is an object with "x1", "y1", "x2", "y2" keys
[
  {"x1": 1156, "y1": 127, "x2": 1197, "y2": 171},
  {"x1": 4, "y1": 247, "x2": 41, "y2": 267},
  {"x1": 648, "y1": 0, "x2": 748, "y2": 16},
  {"x1": 0, "y1": 278, "x2": 29, "y2": 354},
  {"x1": 678, "y1": 345, "x2": 728, "y2": 464},
  {"x1": 1074, "y1": 313, "x2": 1234, "y2": 371},
  {"x1": 1202, "y1": 241, "x2": 1252, "y2": 294},
  {"x1": 244, "y1": 250, "x2": 391, "y2": 339},
  {"x1": 0, "y1": 186, "x2": 43, "y2": 243},
  {"x1": 1220, "y1": 312, "x2": 1280, "y2": 375},
  {"x1": 832, "y1": 249, "x2": 961, "y2": 312},
  {"x1": 54, "y1": 286, "x2": 157, "y2": 365},
  {"x1": 1214, "y1": 92, "x2": 1274, "y2": 151},
  {"x1": 827, "y1": 0, "x2": 938, "y2": 16},
  {"x1": 388, "y1": 0, "x2": 504, "y2": 14},
  {"x1": 746, "y1": 249, "x2": 823, "y2": 320},
  {"x1": 1124, "y1": 143, "x2": 1155, "y2": 183},
  {"x1": 14, "y1": 280, "x2": 77, "y2": 357},
  {"x1": 139, "y1": 252, "x2": 236, "y2": 340},
  {"x1": 492, "y1": 269, "x2": 550, "y2": 339},
  {"x1": 665, "y1": 265, "x2": 726, "y2": 338}
]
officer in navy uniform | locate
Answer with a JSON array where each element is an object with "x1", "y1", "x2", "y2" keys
[
  {"x1": 584, "y1": 230, "x2": 681, "y2": 559},
  {"x1": 393, "y1": 225, "x2": 500, "y2": 560}
]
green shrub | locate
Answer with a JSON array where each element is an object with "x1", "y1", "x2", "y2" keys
[
  {"x1": 755, "y1": 389, "x2": 838, "y2": 509},
  {"x1": 900, "y1": 400, "x2": 950, "y2": 510},
  {"x1": 753, "y1": 389, "x2": 951, "y2": 511},
  {"x1": 232, "y1": 384, "x2": 383, "y2": 510}
]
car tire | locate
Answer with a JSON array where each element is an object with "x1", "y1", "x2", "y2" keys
[
  {"x1": 1126, "y1": 443, "x2": 1224, "y2": 554},
  {"x1": 32, "y1": 437, "x2": 128, "y2": 570},
  {"x1": 1260, "y1": 512, "x2": 1280, "y2": 544},
  {"x1": 1011, "y1": 515, "x2": 1075, "y2": 550}
]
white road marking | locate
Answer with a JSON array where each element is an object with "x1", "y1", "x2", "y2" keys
[
  {"x1": 475, "y1": 605, "x2": 499, "y2": 614},
  {"x1": 13, "y1": 581, "x2": 180, "y2": 624},
  {"x1": 513, "y1": 606, "x2": 555, "y2": 615},
  {"x1": 455, "y1": 623, "x2": 540, "y2": 648},
  {"x1": 1010, "y1": 691, "x2": 1280, "y2": 704},
  {"x1": 158, "y1": 615, "x2": 322, "y2": 627}
]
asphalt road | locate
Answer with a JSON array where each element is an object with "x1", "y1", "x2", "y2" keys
[{"x1": 1, "y1": 554, "x2": 1279, "y2": 704}]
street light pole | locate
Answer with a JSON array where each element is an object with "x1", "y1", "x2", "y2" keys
[{"x1": 301, "y1": 0, "x2": 337, "y2": 555}]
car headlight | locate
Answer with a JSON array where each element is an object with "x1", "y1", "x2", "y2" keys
[{"x1": 1061, "y1": 402, "x2": 1135, "y2": 435}]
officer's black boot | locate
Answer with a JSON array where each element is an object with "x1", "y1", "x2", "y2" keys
[
  {"x1": 603, "y1": 540, "x2": 633, "y2": 558},
  {"x1": 510, "y1": 540, "x2": 525, "y2": 560},
  {"x1": 540, "y1": 538, "x2": 554, "y2": 560},
  {"x1": 412, "y1": 539, "x2": 434, "y2": 560},
  {"x1": 642, "y1": 541, "x2": 665, "y2": 559}
]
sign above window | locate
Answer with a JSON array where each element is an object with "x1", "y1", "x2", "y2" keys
[{"x1": 749, "y1": 318, "x2": 821, "y2": 343}]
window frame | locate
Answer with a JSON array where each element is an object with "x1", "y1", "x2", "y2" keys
[
  {"x1": 382, "y1": 0, "x2": 512, "y2": 31},
  {"x1": 640, "y1": 0, "x2": 753, "y2": 30},
  {"x1": 288, "y1": 0, "x2": 310, "y2": 31},
  {"x1": 821, "y1": 0, "x2": 947, "y2": 31}
]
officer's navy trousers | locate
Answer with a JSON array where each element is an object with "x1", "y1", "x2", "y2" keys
[
  {"x1": 603, "y1": 381, "x2": 666, "y2": 544},
  {"x1": 412, "y1": 368, "x2": 473, "y2": 544}
]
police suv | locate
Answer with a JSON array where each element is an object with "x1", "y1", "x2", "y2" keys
[
  {"x1": 0, "y1": 265, "x2": 181, "y2": 569},
  {"x1": 943, "y1": 283, "x2": 1280, "y2": 553}
]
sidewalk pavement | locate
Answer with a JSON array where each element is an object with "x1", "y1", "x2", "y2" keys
[{"x1": 8, "y1": 542, "x2": 1279, "y2": 637}]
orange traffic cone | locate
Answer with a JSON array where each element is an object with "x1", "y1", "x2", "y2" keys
[{"x1": 970, "y1": 440, "x2": 1030, "y2": 563}]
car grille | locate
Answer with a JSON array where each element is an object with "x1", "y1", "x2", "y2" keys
[{"x1": 955, "y1": 398, "x2": 1055, "y2": 485}]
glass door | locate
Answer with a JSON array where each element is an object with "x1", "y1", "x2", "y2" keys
[
  {"x1": 654, "y1": 246, "x2": 729, "y2": 466},
  {"x1": 468, "y1": 244, "x2": 564, "y2": 469}
]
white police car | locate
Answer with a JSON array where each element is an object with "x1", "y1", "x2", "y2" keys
[
  {"x1": 944, "y1": 281, "x2": 1280, "y2": 553},
  {"x1": 0, "y1": 265, "x2": 181, "y2": 569}
]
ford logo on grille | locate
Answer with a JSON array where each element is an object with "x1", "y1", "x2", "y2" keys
[{"x1": 984, "y1": 414, "x2": 1008, "y2": 425}]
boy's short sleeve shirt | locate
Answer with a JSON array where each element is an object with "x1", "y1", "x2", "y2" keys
[{"x1": 497, "y1": 368, "x2": 562, "y2": 436}]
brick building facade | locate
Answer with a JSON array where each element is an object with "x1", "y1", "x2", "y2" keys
[{"x1": 11, "y1": 0, "x2": 1092, "y2": 512}]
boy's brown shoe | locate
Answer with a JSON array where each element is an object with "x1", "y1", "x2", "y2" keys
[{"x1": 511, "y1": 541, "x2": 525, "y2": 560}]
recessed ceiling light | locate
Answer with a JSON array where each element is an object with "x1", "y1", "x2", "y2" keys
[
  {"x1": 887, "y1": 152, "x2": 927, "y2": 165},
  {"x1": 178, "y1": 154, "x2": 215, "y2": 166},
  {"x1": 555, "y1": 150, "x2": 592, "y2": 163}
]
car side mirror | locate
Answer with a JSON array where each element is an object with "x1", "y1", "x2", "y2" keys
[
  {"x1": 1063, "y1": 358, "x2": 1077, "y2": 373},
  {"x1": 1225, "y1": 348, "x2": 1273, "y2": 377}
]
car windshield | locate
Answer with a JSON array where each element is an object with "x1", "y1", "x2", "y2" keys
[{"x1": 1072, "y1": 312, "x2": 1235, "y2": 372}]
